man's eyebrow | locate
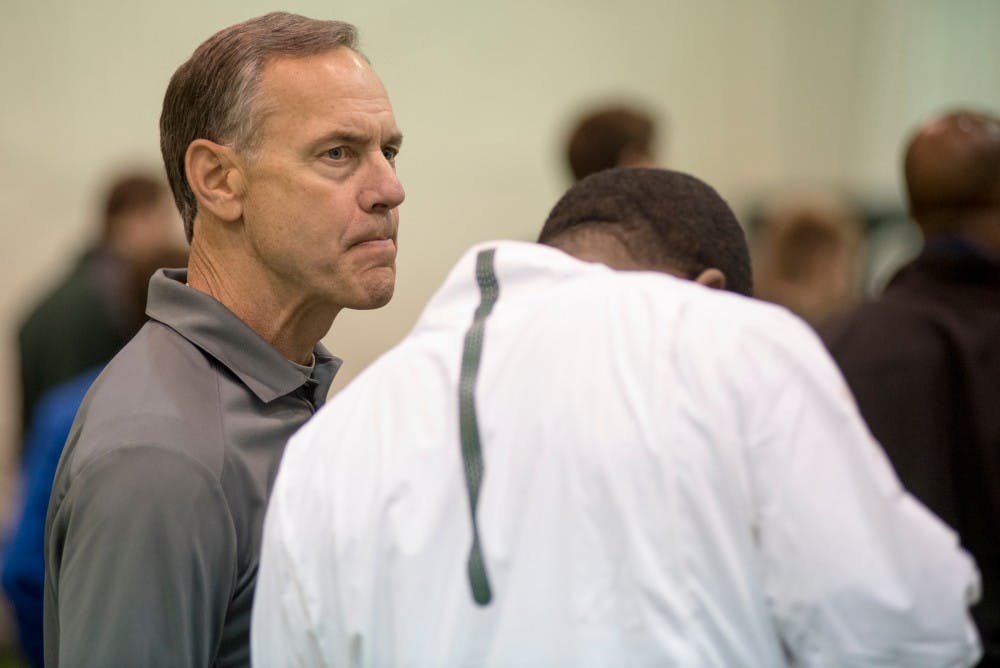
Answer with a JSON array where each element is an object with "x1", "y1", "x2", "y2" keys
[{"x1": 314, "y1": 130, "x2": 404, "y2": 148}]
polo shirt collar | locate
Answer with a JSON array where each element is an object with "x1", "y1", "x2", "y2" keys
[{"x1": 146, "y1": 268, "x2": 341, "y2": 406}]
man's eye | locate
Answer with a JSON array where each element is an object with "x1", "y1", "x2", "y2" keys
[
  {"x1": 382, "y1": 147, "x2": 398, "y2": 161},
  {"x1": 326, "y1": 147, "x2": 347, "y2": 160}
]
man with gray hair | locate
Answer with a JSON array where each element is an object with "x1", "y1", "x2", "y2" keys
[{"x1": 44, "y1": 12, "x2": 404, "y2": 666}]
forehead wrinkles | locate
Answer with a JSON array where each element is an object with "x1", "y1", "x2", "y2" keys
[
  {"x1": 263, "y1": 49, "x2": 386, "y2": 107},
  {"x1": 251, "y1": 50, "x2": 392, "y2": 142}
]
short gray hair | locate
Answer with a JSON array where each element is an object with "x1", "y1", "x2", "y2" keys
[{"x1": 160, "y1": 12, "x2": 360, "y2": 241}]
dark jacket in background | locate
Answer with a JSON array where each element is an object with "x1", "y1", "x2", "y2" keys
[
  {"x1": 17, "y1": 249, "x2": 132, "y2": 449},
  {"x1": 820, "y1": 241, "x2": 1000, "y2": 666}
]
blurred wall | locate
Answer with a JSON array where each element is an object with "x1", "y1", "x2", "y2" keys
[{"x1": 1, "y1": 0, "x2": 999, "y2": 513}]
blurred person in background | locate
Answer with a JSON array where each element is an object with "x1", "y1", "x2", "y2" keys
[
  {"x1": 565, "y1": 103, "x2": 660, "y2": 181},
  {"x1": 253, "y1": 168, "x2": 980, "y2": 667},
  {"x1": 2, "y1": 242, "x2": 188, "y2": 668},
  {"x1": 821, "y1": 109, "x2": 1000, "y2": 666},
  {"x1": 752, "y1": 191, "x2": 863, "y2": 327},
  {"x1": 15, "y1": 172, "x2": 184, "y2": 455}
]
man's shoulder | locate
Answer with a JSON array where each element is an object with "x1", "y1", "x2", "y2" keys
[
  {"x1": 63, "y1": 320, "x2": 229, "y2": 480},
  {"x1": 609, "y1": 270, "x2": 805, "y2": 337},
  {"x1": 819, "y1": 291, "x2": 958, "y2": 365},
  {"x1": 818, "y1": 297, "x2": 890, "y2": 343}
]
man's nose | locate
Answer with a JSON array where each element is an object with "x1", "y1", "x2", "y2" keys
[{"x1": 360, "y1": 153, "x2": 405, "y2": 213}]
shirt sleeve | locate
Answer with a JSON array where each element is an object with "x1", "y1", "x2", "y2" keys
[
  {"x1": 46, "y1": 444, "x2": 237, "y2": 668},
  {"x1": 739, "y1": 308, "x2": 982, "y2": 667}
]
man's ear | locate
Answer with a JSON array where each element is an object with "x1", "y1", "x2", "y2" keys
[
  {"x1": 694, "y1": 267, "x2": 727, "y2": 291},
  {"x1": 185, "y1": 139, "x2": 245, "y2": 223}
]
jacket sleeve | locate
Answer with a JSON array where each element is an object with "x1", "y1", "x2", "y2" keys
[
  {"x1": 740, "y1": 308, "x2": 982, "y2": 667},
  {"x1": 251, "y1": 455, "x2": 327, "y2": 668},
  {"x1": 46, "y1": 444, "x2": 237, "y2": 668}
]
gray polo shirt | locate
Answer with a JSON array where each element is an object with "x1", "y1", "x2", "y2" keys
[{"x1": 44, "y1": 268, "x2": 340, "y2": 667}]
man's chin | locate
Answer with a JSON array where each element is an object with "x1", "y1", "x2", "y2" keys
[{"x1": 345, "y1": 283, "x2": 395, "y2": 310}]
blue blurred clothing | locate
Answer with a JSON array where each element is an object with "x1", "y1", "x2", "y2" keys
[{"x1": 2, "y1": 368, "x2": 101, "y2": 668}]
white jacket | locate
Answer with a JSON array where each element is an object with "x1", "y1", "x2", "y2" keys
[{"x1": 253, "y1": 241, "x2": 981, "y2": 667}]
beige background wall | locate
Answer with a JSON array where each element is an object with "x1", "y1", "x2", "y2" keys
[{"x1": 1, "y1": 0, "x2": 999, "y2": 520}]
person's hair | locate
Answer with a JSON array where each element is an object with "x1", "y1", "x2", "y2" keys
[
  {"x1": 101, "y1": 173, "x2": 168, "y2": 242},
  {"x1": 566, "y1": 106, "x2": 656, "y2": 181},
  {"x1": 160, "y1": 12, "x2": 360, "y2": 242},
  {"x1": 538, "y1": 168, "x2": 753, "y2": 296}
]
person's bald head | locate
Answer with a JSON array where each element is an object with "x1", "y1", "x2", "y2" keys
[{"x1": 904, "y1": 110, "x2": 1000, "y2": 245}]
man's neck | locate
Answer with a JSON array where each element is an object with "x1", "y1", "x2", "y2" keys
[
  {"x1": 186, "y1": 240, "x2": 338, "y2": 365},
  {"x1": 919, "y1": 209, "x2": 1000, "y2": 260}
]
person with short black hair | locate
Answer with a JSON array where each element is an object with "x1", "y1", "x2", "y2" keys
[
  {"x1": 253, "y1": 168, "x2": 980, "y2": 667},
  {"x1": 44, "y1": 12, "x2": 404, "y2": 666},
  {"x1": 540, "y1": 168, "x2": 751, "y2": 296}
]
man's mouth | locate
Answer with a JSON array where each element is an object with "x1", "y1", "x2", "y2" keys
[
  {"x1": 354, "y1": 237, "x2": 396, "y2": 252},
  {"x1": 357, "y1": 235, "x2": 392, "y2": 244}
]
